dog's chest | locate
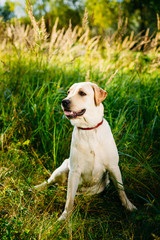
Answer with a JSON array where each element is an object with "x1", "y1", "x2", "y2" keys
[
  {"x1": 73, "y1": 127, "x2": 100, "y2": 147},
  {"x1": 71, "y1": 128, "x2": 100, "y2": 160},
  {"x1": 70, "y1": 128, "x2": 106, "y2": 183}
]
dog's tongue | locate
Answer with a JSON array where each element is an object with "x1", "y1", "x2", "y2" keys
[
  {"x1": 64, "y1": 111, "x2": 74, "y2": 116},
  {"x1": 64, "y1": 109, "x2": 85, "y2": 118}
]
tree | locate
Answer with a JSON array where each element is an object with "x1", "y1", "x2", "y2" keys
[
  {"x1": 121, "y1": 0, "x2": 160, "y2": 34},
  {"x1": 86, "y1": 0, "x2": 160, "y2": 35},
  {"x1": 25, "y1": 0, "x2": 84, "y2": 31},
  {"x1": 44, "y1": 0, "x2": 83, "y2": 30},
  {"x1": 0, "y1": 0, "x2": 15, "y2": 21},
  {"x1": 86, "y1": 0, "x2": 120, "y2": 34}
]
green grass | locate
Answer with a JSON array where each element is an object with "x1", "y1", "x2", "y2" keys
[{"x1": 0, "y1": 54, "x2": 160, "y2": 240}]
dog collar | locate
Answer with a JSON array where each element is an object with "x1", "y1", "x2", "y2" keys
[{"x1": 78, "y1": 119, "x2": 103, "y2": 130}]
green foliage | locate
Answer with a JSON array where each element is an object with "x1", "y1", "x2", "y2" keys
[
  {"x1": 0, "y1": 0, "x2": 15, "y2": 21},
  {"x1": 122, "y1": 0, "x2": 160, "y2": 33},
  {"x1": 86, "y1": 0, "x2": 120, "y2": 33},
  {"x1": 44, "y1": 0, "x2": 83, "y2": 30},
  {"x1": 25, "y1": 0, "x2": 84, "y2": 31},
  {"x1": 86, "y1": 0, "x2": 160, "y2": 34}
]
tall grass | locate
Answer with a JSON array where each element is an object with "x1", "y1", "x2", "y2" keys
[{"x1": 0, "y1": 3, "x2": 160, "y2": 240}]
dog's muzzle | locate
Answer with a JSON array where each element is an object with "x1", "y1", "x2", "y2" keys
[{"x1": 62, "y1": 98, "x2": 86, "y2": 119}]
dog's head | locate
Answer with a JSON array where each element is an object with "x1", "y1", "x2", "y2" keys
[{"x1": 61, "y1": 82, "x2": 107, "y2": 127}]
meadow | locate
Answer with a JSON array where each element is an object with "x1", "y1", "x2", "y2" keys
[{"x1": 0, "y1": 7, "x2": 160, "y2": 240}]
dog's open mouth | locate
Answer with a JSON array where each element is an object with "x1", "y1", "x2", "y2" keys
[{"x1": 64, "y1": 109, "x2": 86, "y2": 119}]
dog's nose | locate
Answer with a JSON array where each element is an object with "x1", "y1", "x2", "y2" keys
[{"x1": 62, "y1": 99, "x2": 71, "y2": 108}]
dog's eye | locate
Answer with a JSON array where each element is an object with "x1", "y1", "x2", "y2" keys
[
  {"x1": 67, "y1": 90, "x2": 70, "y2": 94},
  {"x1": 79, "y1": 91, "x2": 86, "y2": 96}
]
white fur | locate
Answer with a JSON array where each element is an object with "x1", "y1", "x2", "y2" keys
[{"x1": 34, "y1": 82, "x2": 136, "y2": 221}]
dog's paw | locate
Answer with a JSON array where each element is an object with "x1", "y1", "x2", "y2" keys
[
  {"x1": 28, "y1": 187, "x2": 33, "y2": 192},
  {"x1": 57, "y1": 210, "x2": 68, "y2": 221},
  {"x1": 28, "y1": 182, "x2": 47, "y2": 192},
  {"x1": 34, "y1": 182, "x2": 47, "y2": 191},
  {"x1": 125, "y1": 200, "x2": 137, "y2": 211}
]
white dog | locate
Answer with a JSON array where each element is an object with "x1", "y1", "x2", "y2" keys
[{"x1": 34, "y1": 82, "x2": 136, "y2": 220}]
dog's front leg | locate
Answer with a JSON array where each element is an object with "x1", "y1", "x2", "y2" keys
[
  {"x1": 58, "y1": 170, "x2": 81, "y2": 221},
  {"x1": 108, "y1": 165, "x2": 137, "y2": 211},
  {"x1": 34, "y1": 159, "x2": 69, "y2": 190}
]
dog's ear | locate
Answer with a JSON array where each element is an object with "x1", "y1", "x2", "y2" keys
[{"x1": 92, "y1": 84, "x2": 107, "y2": 106}]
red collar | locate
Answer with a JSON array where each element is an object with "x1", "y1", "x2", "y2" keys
[{"x1": 78, "y1": 119, "x2": 103, "y2": 130}]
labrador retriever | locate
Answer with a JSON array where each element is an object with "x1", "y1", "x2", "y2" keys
[{"x1": 34, "y1": 82, "x2": 137, "y2": 220}]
